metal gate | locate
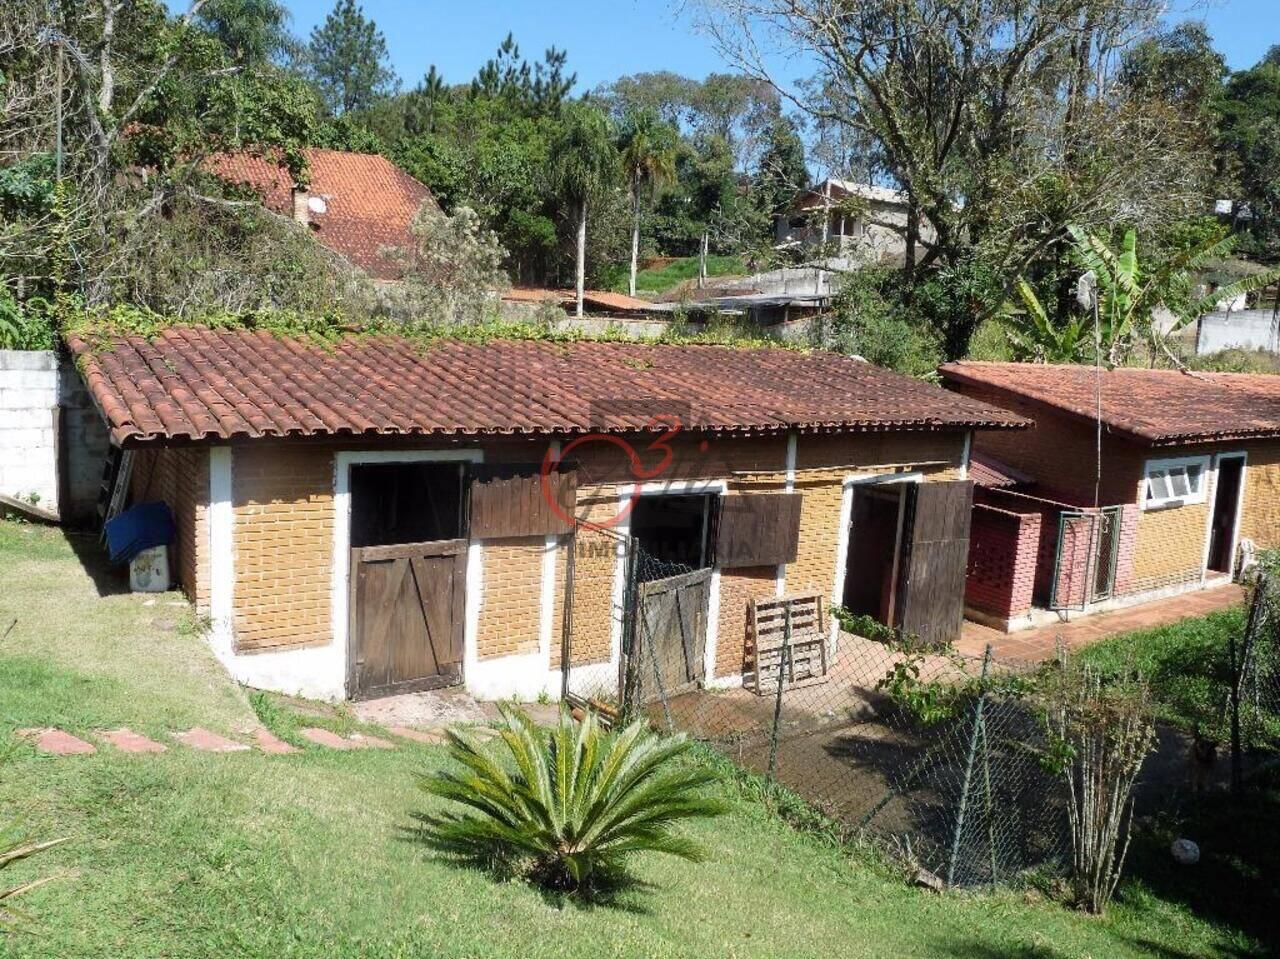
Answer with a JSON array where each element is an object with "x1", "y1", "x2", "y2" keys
[
  {"x1": 1049, "y1": 507, "x2": 1121, "y2": 611},
  {"x1": 348, "y1": 538, "x2": 466, "y2": 698}
]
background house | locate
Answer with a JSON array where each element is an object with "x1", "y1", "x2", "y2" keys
[
  {"x1": 205, "y1": 148, "x2": 439, "y2": 282},
  {"x1": 773, "y1": 179, "x2": 935, "y2": 264},
  {"x1": 941, "y1": 361, "x2": 1280, "y2": 630},
  {"x1": 69, "y1": 329, "x2": 1021, "y2": 702}
]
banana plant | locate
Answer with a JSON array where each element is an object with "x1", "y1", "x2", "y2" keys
[
  {"x1": 1001, "y1": 277, "x2": 1092, "y2": 363},
  {"x1": 1068, "y1": 225, "x2": 1280, "y2": 363}
]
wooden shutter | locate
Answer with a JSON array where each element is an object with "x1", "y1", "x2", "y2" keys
[
  {"x1": 469, "y1": 463, "x2": 576, "y2": 538},
  {"x1": 715, "y1": 492, "x2": 803, "y2": 568},
  {"x1": 895, "y1": 480, "x2": 973, "y2": 647}
]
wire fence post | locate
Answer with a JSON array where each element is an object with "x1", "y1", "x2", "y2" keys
[
  {"x1": 947, "y1": 643, "x2": 992, "y2": 889},
  {"x1": 767, "y1": 604, "x2": 793, "y2": 780}
]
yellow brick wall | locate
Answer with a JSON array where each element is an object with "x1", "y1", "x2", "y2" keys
[
  {"x1": 1241, "y1": 444, "x2": 1280, "y2": 551},
  {"x1": 476, "y1": 536, "x2": 545, "y2": 660},
  {"x1": 1130, "y1": 499, "x2": 1210, "y2": 591},
  {"x1": 231, "y1": 444, "x2": 334, "y2": 652}
]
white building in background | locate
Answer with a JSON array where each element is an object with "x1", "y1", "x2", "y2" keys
[{"x1": 774, "y1": 179, "x2": 935, "y2": 264}]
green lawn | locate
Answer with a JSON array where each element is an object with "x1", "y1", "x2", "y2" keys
[
  {"x1": 612, "y1": 255, "x2": 751, "y2": 296},
  {"x1": 0, "y1": 522, "x2": 1272, "y2": 957}
]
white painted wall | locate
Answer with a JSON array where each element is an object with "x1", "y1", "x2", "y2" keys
[{"x1": 0, "y1": 350, "x2": 59, "y2": 513}]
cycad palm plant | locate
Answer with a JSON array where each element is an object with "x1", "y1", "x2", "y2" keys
[{"x1": 419, "y1": 705, "x2": 724, "y2": 894}]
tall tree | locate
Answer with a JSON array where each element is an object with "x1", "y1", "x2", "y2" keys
[
  {"x1": 1217, "y1": 57, "x2": 1280, "y2": 254},
  {"x1": 198, "y1": 0, "x2": 298, "y2": 67},
  {"x1": 548, "y1": 103, "x2": 617, "y2": 316},
  {"x1": 307, "y1": 0, "x2": 397, "y2": 114},
  {"x1": 699, "y1": 0, "x2": 1212, "y2": 358},
  {"x1": 754, "y1": 116, "x2": 808, "y2": 219},
  {"x1": 618, "y1": 110, "x2": 677, "y2": 296}
]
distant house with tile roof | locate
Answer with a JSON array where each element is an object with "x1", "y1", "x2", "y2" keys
[
  {"x1": 205, "y1": 148, "x2": 439, "y2": 281},
  {"x1": 774, "y1": 178, "x2": 936, "y2": 263},
  {"x1": 938, "y1": 361, "x2": 1280, "y2": 631}
]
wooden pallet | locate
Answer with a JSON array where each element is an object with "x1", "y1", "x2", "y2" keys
[{"x1": 746, "y1": 593, "x2": 829, "y2": 695}]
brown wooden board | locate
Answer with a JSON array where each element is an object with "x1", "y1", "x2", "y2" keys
[
  {"x1": 716, "y1": 492, "x2": 803, "y2": 568},
  {"x1": 895, "y1": 480, "x2": 973, "y2": 647},
  {"x1": 469, "y1": 463, "x2": 577, "y2": 538},
  {"x1": 629, "y1": 568, "x2": 711, "y2": 706},
  {"x1": 349, "y1": 538, "x2": 466, "y2": 698},
  {"x1": 746, "y1": 593, "x2": 828, "y2": 694}
]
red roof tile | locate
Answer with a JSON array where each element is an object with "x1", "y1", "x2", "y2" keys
[
  {"x1": 204, "y1": 148, "x2": 438, "y2": 280},
  {"x1": 68, "y1": 328, "x2": 1027, "y2": 446},
  {"x1": 968, "y1": 452, "x2": 1036, "y2": 490},
  {"x1": 939, "y1": 361, "x2": 1280, "y2": 446},
  {"x1": 503, "y1": 288, "x2": 660, "y2": 313}
]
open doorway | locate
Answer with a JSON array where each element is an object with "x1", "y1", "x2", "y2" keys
[
  {"x1": 628, "y1": 493, "x2": 715, "y2": 577},
  {"x1": 347, "y1": 459, "x2": 469, "y2": 699},
  {"x1": 1207, "y1": 455, "x2": 1245, "y2": 575},
  {"x1": 842, "y1": 483, "x2": 908, "y2": 627}
]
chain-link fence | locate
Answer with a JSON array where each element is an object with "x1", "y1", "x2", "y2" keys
[
  {"x1": 561, "y1": 537, "x2": 1070, "y2": 888},
  {"x1": 1226, "y1": 565, "x2": 1280, "y2": 789}
]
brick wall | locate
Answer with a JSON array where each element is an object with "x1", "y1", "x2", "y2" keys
[
  {"x1": 1240, "y1": 443, "x2": 1280, "y2": 551},
  {"x1": 476, "y1": 536, "x2": 545, "y2": 660},
  {"x1": 231, "y1": 444, "x2": 334, "y2": 652},
  {"x1": 965, "y1": 503, "x2": 1040, "y2": 618}
]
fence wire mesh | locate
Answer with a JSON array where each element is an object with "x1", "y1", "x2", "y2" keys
[{"x1": 562, "y1": 537, "x2": 1071, "y2": 888}]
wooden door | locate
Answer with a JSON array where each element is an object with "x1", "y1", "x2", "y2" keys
[
  {"x1": 895, "y1": 480, "x2": 973, "y2": 647},
  {"x1": 628, "y1": 568, "x2": 712, "y2": 705},
  {"x1": 349, "y1": 538, "x2": 466, "y2": 699}
]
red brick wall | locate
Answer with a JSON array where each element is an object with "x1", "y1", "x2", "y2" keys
[{"x1": 965, "y1": 503, "x2": 1040, "y2": 618}]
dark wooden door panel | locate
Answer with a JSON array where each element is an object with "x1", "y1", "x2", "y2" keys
[
  {"x1": 717, "y1": 493, "x2": 803, "y2": 567},
  {"x1": 896, "y1": 480, "x2": 974, "y2": 647},
  {"x1": 631, "y1": 568, "x2": 711, "y2": 704},
  {"x1": 351, "y1": 539, "x2": 466, "y2": 699}
]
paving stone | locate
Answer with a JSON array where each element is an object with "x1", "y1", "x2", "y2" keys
[
  {"x1": 175, "y1": 728, "x2": 250, "y2": 753},
  {"x1": 348, "y1": 732, "x2": 396, "y2": 750},
  {"x1": 101, "y1": 728, "x2": 166, "y2": 753},
  {"x1": 253, "y1": 728, "x2": 298, "y2": 755},
  {"x1": 17, "y1": 727, "x2": 96, "y2": 755},
  {"x1": 385, "y1": 725, "x2": 446, "y2": 745},
  {"x1": 299, "y1": 727, "x2": 352, "y2": 749}
]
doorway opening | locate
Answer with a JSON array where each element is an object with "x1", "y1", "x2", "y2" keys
[
  {"x1": 842, "y1": 483, "x2": 908, "y2": 628},
  {"x1": 349, "y1": 461, "x2": 465, "y2": 547},
  {"x1": 628, "y1": 493, "x2": 716, "y2": 578},
  {"x1": 347, "y1": 459, "x2": 470, "y2": 700},
  {"x1": 1207, "y1": 455, "x2": 1245, "y2": 575}
]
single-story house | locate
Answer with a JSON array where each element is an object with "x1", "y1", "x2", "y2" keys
[
  {"x1": 205, "y1": 148, "x2": 439, "y2": 281},
  {"x1": 940, "y1": 361, "x2": 1280, "y2": 630},
  {"x1": 67, "y1": 328, "x2": 1023, "y2": 702}
]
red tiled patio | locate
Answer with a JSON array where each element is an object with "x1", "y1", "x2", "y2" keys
[{"x1": 956, "y1": 583, "x2": 1245, "y2": 663}]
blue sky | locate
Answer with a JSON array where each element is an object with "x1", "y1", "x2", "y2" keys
[{"x1": 262, "y1": 0, "x2": 1278, "y2": 93}]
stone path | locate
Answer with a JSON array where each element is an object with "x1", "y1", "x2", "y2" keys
[
  {"x1": 14, "y1": 721, "x2": 466, "y2": 758},
  {"x1": 957, "y1": 583, "x2": 1245, "y2": 663}
]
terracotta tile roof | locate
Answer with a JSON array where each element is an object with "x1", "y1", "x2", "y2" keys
[
  {"x1": 968, "y1": 452, "x2": 1036, "y2": 490},
  {"x1": 940, "y1": 361, "x2": 1280, "y2": 446},
  {"x1": 204, "y1": 148, "x2": 438, "y2": 280},
  {"x1": 502, "y1": 288, "x2": 660, "y2": 314},
  {"x1": 68, "y1": 328, "x2": 1027, "y2": 447}
]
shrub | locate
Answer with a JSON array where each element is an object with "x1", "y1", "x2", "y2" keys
[{"x1": 419, "y1": 704, "x2": 725, "y2": 896}]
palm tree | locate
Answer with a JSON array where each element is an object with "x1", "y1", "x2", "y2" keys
[
  {"x1": 548, "y1": 104, "x2": 617, "y2": 317},
  {"x1": 618, "y1": 111, "x2": 677, "y2": 298},
  {"x1": 419, "y1": 704, "x2": 724, "y2": 896}
]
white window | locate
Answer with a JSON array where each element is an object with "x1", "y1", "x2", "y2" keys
[{"x1": 1143, "y1": 455, "x2": 1209, "y2": 510}]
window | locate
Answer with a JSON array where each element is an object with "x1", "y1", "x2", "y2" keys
[{"x1": 1142, "y1": 456, "x2": 1209, "y2": 510}]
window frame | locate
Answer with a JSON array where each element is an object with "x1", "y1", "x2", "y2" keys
[{"x1": 1141, "y1": 454, "x2": 1210, "y2": 511}]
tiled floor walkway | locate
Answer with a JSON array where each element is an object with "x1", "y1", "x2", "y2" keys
[{"x1": 956, "y1": 583, "x2": 1245, "y2": 664}]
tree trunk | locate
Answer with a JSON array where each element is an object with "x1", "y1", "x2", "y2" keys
[
  {"x1": 98, "y1": 0, "x2": 115, "y2": 114},
  {"x1": 698, "y1": 231, "x2": 708, "y2": 289},
  {"x1": 629, "y1": 193, "x2": 641, "y2": 298},
  {"x1": 576, "y1": 202, "x2": 587, "y2": 318},
  {"x1": 904, "y1": 192, "x2": 919, "y2": 298}
]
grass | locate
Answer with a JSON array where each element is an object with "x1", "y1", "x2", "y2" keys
[
  {"x1": 612, "y1": 255, "x2": 751, "y2": 296},
  {"x1": 1075, "y1": 606, "x2": 1245, "y2": 732},
  {"x1": 0, "y1": 522, "x2": 1274, "y2": 956}
]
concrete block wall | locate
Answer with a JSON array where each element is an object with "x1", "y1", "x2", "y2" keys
[
  {"x1": 0, "y1": 350, "x2": 59, "y2": 513},
  {"x1": 60, "y1": 355, "x2": 112, "y2": 524}
]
